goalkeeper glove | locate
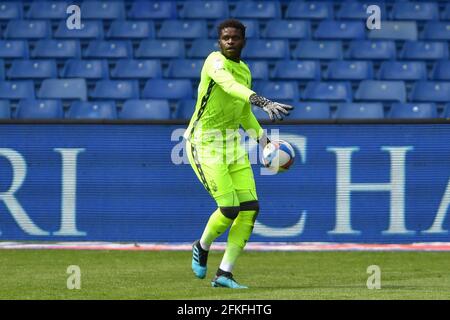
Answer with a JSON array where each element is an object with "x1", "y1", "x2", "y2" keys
[{"x1": 250, "y1": 94, "x2": 294, "y2": 121}]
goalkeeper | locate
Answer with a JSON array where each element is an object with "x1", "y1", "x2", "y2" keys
[{"x1": 185, "y1": 19, "x2": 293, "y2": 289}]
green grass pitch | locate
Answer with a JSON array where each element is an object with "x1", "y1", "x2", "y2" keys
[{"x1": 0, "y1": 250, "x2": 449, "y2": 300}]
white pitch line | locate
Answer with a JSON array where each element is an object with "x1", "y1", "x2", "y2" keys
[{"x1": 1, "y1": 242, "x2": 450, "y2": 251}]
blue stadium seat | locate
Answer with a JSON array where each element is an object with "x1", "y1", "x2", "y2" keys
[
  {"x1": 119, "y1": 99, "x2": 171, "y2": 120},
  {"x1": 210, "y1": 19, "x2": 259, "y2": 39},
  {"x1": 431, "y1": 60, "x2": 450, "y2": 81},
  {"x1": 262, "y1": 20, "x2": 310, "y2": 39},
  {"x1": 7, "y1": 60, "x2": 57, "y2": 79},
  {"x1": 325, "y1": 61, "x2": 373, "y2": 81},
  {"x1": 336, "y1": 2, "x2": 386, "y2": 20},
  {"x1": 292, "y1": 41, "x2": 342, "y2": 60},
  {"x1": 67, "y1": 101, "x2": 117, "y2": 119},
  {"x1": 0, "y1": 100, "x2": 11, "y2": 119},
  {"x1": 175, "y1": 99, "x2": 196, "y2": 120},
  {"x1": 61, "y1": 59, "x2": 109, "y2": 79},
  {"x1": 38, "y1": 79, "x2": 87, "y2": 101},
  {"x1": 186, "y1": 39, "x2": 219, "y2": 58},
  {"x1": 303, "y1": 82, "x2": 352, "y2": 102},
  {"x1": 285, "y1": 2, "x2": 333, "y2": 19},
  {"x1": 84, "y1": 40, "x2": 132, "y2": 58},
  {"x1": 444, "y1": 103, "x2": 450, "y2": 118},
  {"x1": 54, "y1": 20, "x2": 104, "y2": 39},
  {"x1": 246, "y1": 60, "x2": 269, "y2": 80},
  {"x1": 4, "y1": 20, "x2": 51, "y2": 39},
  {"x1": 368, "y1": 21, "x2": 418, "y2": 41},
  {"x1": 378, "y1": 61, "x2": 427, "y2": 81},
  {"x1": 158, "y1": 20, "x2": 208, "y2": 39},
  {"x1": 315, "y1": 20, "x2": 365, "y2": 40},
  {"x1": 410, "y1": 82, "x2": 450, "y2": 103},
  {"x1": 16, "y1": 99, "x2": 64, "y2": 119},
  {"x1": 167, "y1": 59, "x2": 203, "y2": 79},
  {"x1": 391, "y1": 2, "x2": 439, "y2": 21},
  {"x1": 27, "y1": 1, "x2": 69, "y2": 19},
  {"x1": 422, "y1": 22, "x2": 450, "y2": 41},
  {"x1": 272, "y1": 60, "x2": 320, "y2": 80},
  {"x1": 80, "y1": 1, "x2": 125, "y2": 19},
  {"x1": 179, "y1": 1, "x2": 229, "y2": 19},
  {"x1": 355, "y1": 80, "x2": 406, "y2": 103},
  {"x1": 443, "y1": 3, "x2": 450, "y2": 21},
  {"x1": 0, "y1": 60, "x2": 4, "y2": 79},
  {"x1": 0, "y1": 81, "x2": 35, "y2": 99},
  {"x1": 242, "y1": 40, "x2": 289, "y2": 59},
  {"x1": 111, "y1": 60, "x2": 162, "y2": 79},
  {"x1": 253, "y1": 81, "x2": 300, "y2": 101},
  {"x1": 399, "y1": 41, "x2": 448, "y2": 60},
  {"x1": 231, "y1": 1, "x2": 281, "y2": 19},
  {"x1": 0, "y1": 2, "x2": 23, "y2": 20},
  {"x1": 290, "y1": 102, "x2": 330, "y2": 119},
  {"x1": 128, "y1": 1, "x2": 176, "y2": 19},
  {"x1": 0, "y1": 40, "x2": 28, "y2": 58},
  {"x1": 107, "y1": 21, "x2": 155, "y2": 39},
  {"x1": 389, "y1": 103, "x2": 438, "y2": 119},
  {"x1": 142, "y1": 79, "x2": 193, "y2": 100},
  {"x1": 90, "y1": 80, "x2": 139, "y2": 100},
  {"x1": 136, "y1": 40, "x2": 184, "y2": 59},
  {"x1": 336, "y1": 103, "x2": 384, "y2": 119},
  {"x1": 32, "y1": 40, "x2": 81, "y2": 59},
  {"x1": 347, "y1": 40, "x2": 396, "y2": 60}
]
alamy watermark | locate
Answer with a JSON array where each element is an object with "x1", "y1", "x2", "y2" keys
[
  {"x1": 66, "y1": 5, "x2": 82, "y2": 30},
  {"x1": 366, "y1": 265, "x2": 381, "y2": 289},
  {"x1": 66, "y1": 265, "x2": 81, "y2": 290},
  {"x1": 366, "y1": 5, "x2": 381, "y2": 30},
  {"x1": 171, "y1": 127, "x2": 281, "y2": 176}
]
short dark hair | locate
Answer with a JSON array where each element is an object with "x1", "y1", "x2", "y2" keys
[{"x1": 217, "y1": 19, "x2": 246, "y2": 38}]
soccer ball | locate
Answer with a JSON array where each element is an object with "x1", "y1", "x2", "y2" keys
[{"x1": 262, "y1": 140, "x2": 295, "y2": 173}]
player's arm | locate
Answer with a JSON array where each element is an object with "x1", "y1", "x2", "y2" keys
[
  {"x1": 205, "y1": 54, "x2": 255, "y2": 101},
  {"x1": 205, "y1": 54, "x2": 293, "y2": 121},
  {"x1": 240, "y1": 101, "x2": 270, "y2": 148}
]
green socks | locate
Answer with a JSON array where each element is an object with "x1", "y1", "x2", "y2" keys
[
  {"x1": 219, "y1": 210, "x2": 256, "y2": 273},
  {"x1": 199, "y1": 208, "x2": 233, "y2": 251}
]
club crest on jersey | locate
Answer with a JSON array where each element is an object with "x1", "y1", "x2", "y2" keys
[
  {"x1": 209, "y1": 179, "x2": 218, "y2": 193},
  {"x1": 213, "y1": 58, "x2": 224, "y2": 71}
]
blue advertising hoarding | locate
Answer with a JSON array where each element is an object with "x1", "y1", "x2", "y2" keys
[{"x1": 0, "y1": 123, "x2": 449, "y2": 243}]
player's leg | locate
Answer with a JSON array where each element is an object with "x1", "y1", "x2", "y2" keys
[
  {"x1": 212, "y1": 154, "x2": 258, "y2": 289},
  {"x1": 187, "y1": 140, "x2": 239, "y2": 279},
  {"x1": 211, "y1": 189, "x2": 258, "y2": 289},
  {"x1": 199, "y1": 191, "x2": 240, "y2": 250},
  {"x1": 194, "y1": 193, "x2": 241, "y2": 280},
  {"x1": 219, "y1": 189, "x2": 258, "y2": 272}
]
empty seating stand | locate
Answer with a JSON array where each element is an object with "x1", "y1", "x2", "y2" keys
[
  {"x1": 336, "y1": 103, "x2": 385, "y2": 119},
  {"x1": 290, "y1": 102, "x2": 331, "y2": 120},
  {"x1": 15, "y1": 99, "x2": 64, "y2": 119},
  {"x1": 119, "y1": 99, "x2": 171, "y2": 120},
  {"x1": 389, "y1": 103, "x2": 438, "y2": 119},
  {"x1": 0, "y1": 100, "x2": 11, "y2": 119},
  {"x1": 175, "y1": 99, "x2": 196, "y2": 120},
  {"x1": 67, "y1": 101, "x2": 117, "y2": 119},
  {"x1": 0, "y1": 0, "x2": 447, "y2": 120}
]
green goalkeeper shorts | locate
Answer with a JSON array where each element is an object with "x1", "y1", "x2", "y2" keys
[{"x1": 186, "y1": 140, "x2": 257, "y2": 206}]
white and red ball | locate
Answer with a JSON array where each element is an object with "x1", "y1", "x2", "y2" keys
[{"x1": 262, "y1": 139, "x2": 295, "y2": 173}]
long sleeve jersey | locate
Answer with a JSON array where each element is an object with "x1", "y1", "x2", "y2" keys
[{"x1": 184, "y1": 51, "x2": 264, "y2": 146}]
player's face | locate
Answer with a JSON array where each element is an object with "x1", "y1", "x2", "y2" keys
[{"x1": 219, "y1": 27, "x2": 245, "y2": 61}]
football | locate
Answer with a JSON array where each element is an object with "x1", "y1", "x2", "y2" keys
[{"x1": 262, "y1": 139, "x2": 295, "y2": 173}]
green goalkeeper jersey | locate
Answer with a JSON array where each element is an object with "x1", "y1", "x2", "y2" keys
[{"x1": 184, "y1": 51, "x2": 264, "y2": 147}]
